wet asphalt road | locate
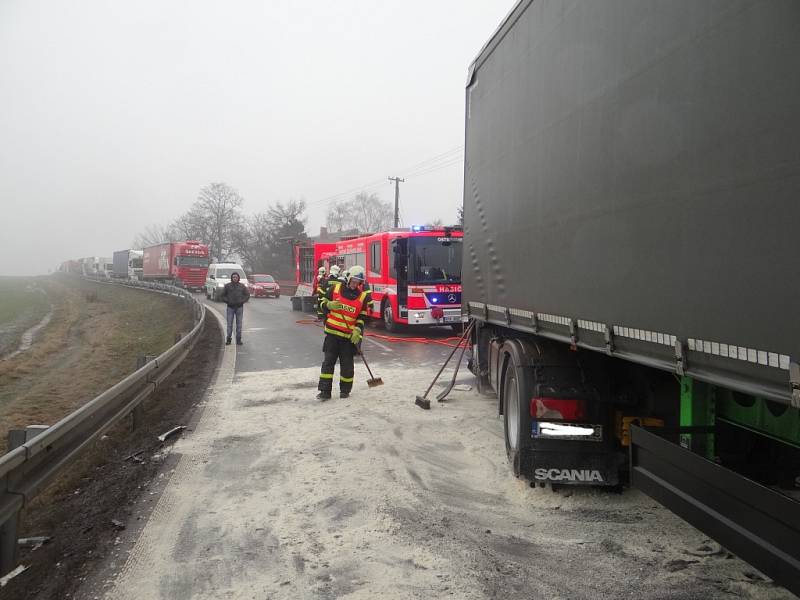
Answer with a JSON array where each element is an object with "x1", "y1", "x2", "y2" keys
[{"x1": 203, "y1": 294, "x2": 466, "y2": 376}]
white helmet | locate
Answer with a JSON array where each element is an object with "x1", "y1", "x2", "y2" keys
[
  {"x1": 329, "y1": 265, "x2": 341, "y2": 276},
  {"x1": 347, "y1": 265, "x2": 365, "y2": 283}
]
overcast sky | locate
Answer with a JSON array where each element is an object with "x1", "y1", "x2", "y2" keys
[{"x1": 0, "y1": 1, "x2": 512, "y2": 275}]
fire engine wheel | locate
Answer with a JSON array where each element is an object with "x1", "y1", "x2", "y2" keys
[
  {"x1": 503, "y1": 361, "x2": 533, "y2": 478},
  {"x1": 383, "y1": 300, "x2": 398, "y2": 333}
]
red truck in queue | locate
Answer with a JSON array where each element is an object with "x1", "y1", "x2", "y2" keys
[
  {"x1": 299, "y1": 227, "x2": 463, "y2": 332},
  {"x1": 142, "y1": 240, "x2": 210, "y2": 291}
]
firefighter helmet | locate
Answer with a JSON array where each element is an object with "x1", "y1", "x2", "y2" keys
[
  {"x1": 347, "y1": 265, "x2": 365, "y2": 283},
  {"x1": 330, "y1": 265, "x2": 341, "y2": 276}
]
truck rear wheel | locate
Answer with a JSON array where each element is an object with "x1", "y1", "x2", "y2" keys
[{"x1": 503, "y1": 361, "x2": 533, "y2": 478}]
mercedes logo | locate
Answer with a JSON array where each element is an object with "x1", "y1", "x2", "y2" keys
[{"x1": 448, "y1": 294, "x2": 457, "y2": 303}]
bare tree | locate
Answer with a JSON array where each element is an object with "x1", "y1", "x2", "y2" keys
[
  {"x1": 171, "y1": 205, "x2": 210, "y2": 243},
  {"x1": 326, "y1": 192, "x2": 393, "y2": 234},
  {"x1": 237, "y1": 200, "x2": 308, "y2": 278},
  {"x1": 131, "y1": 223, "x2": 174, "y2": 249},
  {"x1": 195, "y1": 182, "x2": 245, "y2": 261},
  {"x1": 326, "y1": 201, "x2": 350, "y2": 233},
  {"x1": 426, "y1": 218, "x2": 444, "y2": 228}
]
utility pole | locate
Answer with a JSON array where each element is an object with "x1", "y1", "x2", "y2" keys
[{"x1": 388, "y1": 176, "x2": 404, "y2": 228}]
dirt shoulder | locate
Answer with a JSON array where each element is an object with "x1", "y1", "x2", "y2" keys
[
  {"x1": 0, "y1": 275, "x2": 194, "y2": 450},
  {"x1": 2, "y1": 312, "x2": 222, "y2": 600}
]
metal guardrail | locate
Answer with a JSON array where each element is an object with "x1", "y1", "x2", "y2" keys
[{"x1": 0, "y1": 278, "x2": 206, "y2": 576}]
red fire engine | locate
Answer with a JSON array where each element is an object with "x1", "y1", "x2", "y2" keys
[{"x1": 296, "y1": 227, "x2": 463, "y2": 332}]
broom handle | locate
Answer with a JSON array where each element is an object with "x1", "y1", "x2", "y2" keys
[
  {"x1": 360, "y1": 351, "x2": 377, "y2": 379},
  {"x1": 420, "y1": 320, "x2": 474, "y2": 399}
]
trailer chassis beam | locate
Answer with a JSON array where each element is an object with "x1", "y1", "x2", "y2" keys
[{"x1": 630, "y1": 425, "x2": 800, "y2": 596}]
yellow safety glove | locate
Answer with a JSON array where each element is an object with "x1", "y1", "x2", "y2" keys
[
  {"x1": 350, "y1": 328, "x2": 363, "y2": 345},
  {"x1": 326, "y1": 300, "x2": 344, "y2": 311}
]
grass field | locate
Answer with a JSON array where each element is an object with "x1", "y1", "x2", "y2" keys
[
  {"x1": 0, "y1": 276, "x2": 52, "y2": 356},
  {"x1": 0, "y1": 275, "x2": 195, "y2": 448}
]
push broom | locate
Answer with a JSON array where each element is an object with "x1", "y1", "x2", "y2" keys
[{"x1": 415, "y1": 320, "x2": 474, "y2": 410}]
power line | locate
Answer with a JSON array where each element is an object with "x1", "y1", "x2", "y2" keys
[
  {"x1": 390, "y1": 145, "x2": 463, "y2": 176},
  {"x1": 308, "y1": 145, "x2": 465, "y2": 209},
  {"x1": 402, "y1": 156, "x2": 464, "y2": 179}
]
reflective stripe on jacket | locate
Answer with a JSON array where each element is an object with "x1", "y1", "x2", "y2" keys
[{"x1": 324, "y1": 282, "x2": 370, "y2": 339}]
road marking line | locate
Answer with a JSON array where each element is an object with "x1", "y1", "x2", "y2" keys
[{"x1": 366, "y1": 337, "x2": 392, "y2": 352}]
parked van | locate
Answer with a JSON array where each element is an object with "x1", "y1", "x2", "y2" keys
[{"x1": 205, "y1": 263, "x2": 248, "y2": 301}]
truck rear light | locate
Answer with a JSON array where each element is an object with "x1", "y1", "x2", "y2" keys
[
  {"x1": 407, "y1": 296, "x2": 427, "y2": 309},
  {"x1": 431, "y1": 307, "x2": 444, "y2": 319},
  {"x1": 531, "y1": 397, "x2": 586, "y2": 421}
]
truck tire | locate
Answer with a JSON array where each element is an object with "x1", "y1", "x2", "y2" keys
[
  {"x1": 383, "y1": 299, "x2": 398, "y2": 333},
  {"x1": 503, "y1": 362, "x2": 534, "y2": 478}
]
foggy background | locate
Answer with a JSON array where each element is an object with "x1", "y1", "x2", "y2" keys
[{"x1": 0, "y1": 1, "x2": 511, "y2": 275}]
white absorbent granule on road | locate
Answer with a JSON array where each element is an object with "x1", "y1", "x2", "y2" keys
[{"x1": 99, "y1": 365, "x2": 789, "y2": 600}]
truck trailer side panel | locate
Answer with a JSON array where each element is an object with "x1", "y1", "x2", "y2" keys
[
  {"x1": 142, "y1": 243, "x2": 174, "y2": 280},
  {"x1": 463, "y1": 0, "x2": 800, "y2": 405}
]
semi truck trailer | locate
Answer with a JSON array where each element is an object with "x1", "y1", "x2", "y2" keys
[
  {"x1": 463, "y1": 1, "x2": 799, "y2": 592},
  {"x1": 112, "y1": 249, "x2": 143, "y2": 280},
  {"x1": 142, "y1": 241, "x2": 209, "y2": 291}
]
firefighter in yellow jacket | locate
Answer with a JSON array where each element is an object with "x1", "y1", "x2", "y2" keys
[{"x1": 317, "y1": 265, "x2": 372, "y2": 401}]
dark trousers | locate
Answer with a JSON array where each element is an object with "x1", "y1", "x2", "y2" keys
[{"x1": 318, "y1": 333, "x2": 355, "y2": 393}]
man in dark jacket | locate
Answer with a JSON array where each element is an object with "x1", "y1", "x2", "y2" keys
[{"x1": 221, "y1": 272, "x2": 250, "y2": 345}]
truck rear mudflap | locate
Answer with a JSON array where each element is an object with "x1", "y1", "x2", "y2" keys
[{"x1": 528, "y1": 437, "x2": 624, "y2": 486}]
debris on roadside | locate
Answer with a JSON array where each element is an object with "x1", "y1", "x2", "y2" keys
[
  {"x1": 453, "y1": 384, "x2": 472, "y2": 392},
  {"x1": 686, "y1": 541, "x2": 725, "y2": 558},
  {"x1": 18, "y1": 536, "x2": 51, "y2": 551},
  {"x1": 0, "y1": 565, "x2": 29, "y2": 587},
  {"x1": 124, "y1": 450, "x2": 145, "y2": 463},
  {"x1": 111, "y1": 519, "x2": 126, "y2": 531},
  {"x1": 157, "y1": 426, "x2": 186, "y2": 443},
  {"x1": 665, "y1": 559, "x2": 698, "y2": 572}
]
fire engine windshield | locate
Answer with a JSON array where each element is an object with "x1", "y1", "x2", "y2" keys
[
  {"x1": 177, "y1": 256, "x2": 209, "y2": 267},
  {"x1": 408, "y1": 237, "x2": 462, "y2": 284}
]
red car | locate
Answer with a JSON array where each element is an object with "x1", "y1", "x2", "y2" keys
[{"x1": 249, "y1": 274, "x2": 281, "y2": 298}]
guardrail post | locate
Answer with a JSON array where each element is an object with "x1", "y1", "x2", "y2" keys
[
  {"x1": 133, "y1": 356, "x2": 155, "y2": 430},
  {"x1": 2, "y1": 426, "x2": 48, "y2": 575},
  {"x1": 0, "y1": 509, "x2": 19, "y2": 577}
]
